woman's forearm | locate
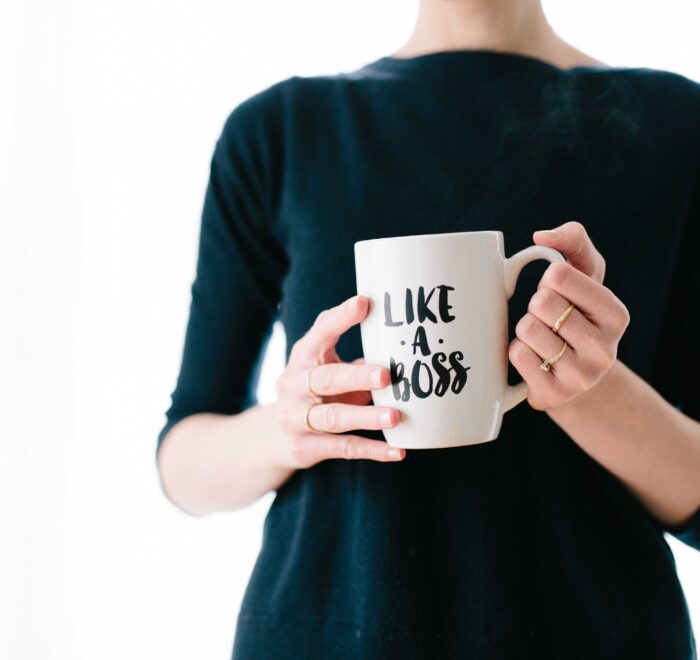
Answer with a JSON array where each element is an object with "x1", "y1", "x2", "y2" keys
[
  {"x1": 545, "y1": 358, "x2": 700, "y2": 528},
  {"x1": 156, "y1": 403, "x2": 296, "y2": 516}
]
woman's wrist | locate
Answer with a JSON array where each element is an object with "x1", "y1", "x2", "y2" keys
[
  {"x1": 542, "y1": 356, "x2": 619, "y2": 416},
  {"x1": 255, "y1": 401, "x2": 300, "y2": 475},
  {"x1": 157, "y1": 405, "x2": 297, "y2": 515}
]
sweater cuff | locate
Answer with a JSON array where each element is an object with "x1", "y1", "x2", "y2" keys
[{"x1": 662, "y1": 504, "x2": 700, "y2": 552}]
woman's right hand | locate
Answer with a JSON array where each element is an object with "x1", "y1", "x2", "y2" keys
[{"x1": 273, "y1": 294, "x2": 405, "y2": 469}]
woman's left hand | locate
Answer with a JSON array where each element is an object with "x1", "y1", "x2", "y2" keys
[{"x1": 508, "y1": 221, "x2": 631, "y2": 411}]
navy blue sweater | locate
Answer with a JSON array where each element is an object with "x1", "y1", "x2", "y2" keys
[{"x1": 158, "y1": 50, "x2": 700, "y2": 659}]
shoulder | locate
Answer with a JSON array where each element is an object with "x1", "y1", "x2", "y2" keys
[
  {"x1": 218, "y1": 77, "x2": 293, "y2": 150},
  {"x1": 577, "y1": 66, "x2": 700, "y2": 135},
  {"x1": 624, "y1": 69, "x2": 700, "y2": 163},
  {"x1": 575, "y1": 64, "x2": 699, "y2": 95},
  {"x1": 622, "y1": 67, "x2": 698, "y2": 113},
  {"x1": 613, "y1": 66, "x2": 700, "y2": 97},
  {"x1": 550, "y1": 65, "x2": 700, "y2": 167},
  {"x1": 222, "y1": 70, "x2": 359, "y2": 123},
  {"x1": 217, "y1": 72, "x2": 357, "y2": 149}
]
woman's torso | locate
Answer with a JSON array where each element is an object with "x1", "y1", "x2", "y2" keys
[{"x1": 232, "y1": 52, "x2": 699, "y2": 659}]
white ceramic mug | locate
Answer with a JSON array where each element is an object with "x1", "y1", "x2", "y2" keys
[{"x1": 354, "y1": 230, "x2": 565, "y2": 449}]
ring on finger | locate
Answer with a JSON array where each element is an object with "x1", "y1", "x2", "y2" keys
[
  {"x1": 304, "y1": 402, "x2": 322, "y2": 433},
  {"x1": 551, "y1": 302, "x2": 575, "y2": 334},
  {"x1": 539, "y1": 339, "x2": 568, "y2": 372}
]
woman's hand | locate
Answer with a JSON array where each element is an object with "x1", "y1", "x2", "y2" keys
[
  {"x1": 273, "y1": 294, "x2": 405, "y2": 469},
  {"x1": 508, "y1": 221, "x2": 631, "y2": 411}
]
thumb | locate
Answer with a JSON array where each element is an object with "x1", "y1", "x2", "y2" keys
[{"x1": 533, "y1": 220, "x2": 605, "y2": 283}]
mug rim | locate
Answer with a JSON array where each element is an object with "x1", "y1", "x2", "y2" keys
[{"x1": 354, "y1": 229, "x2": 503, "y2": 247}]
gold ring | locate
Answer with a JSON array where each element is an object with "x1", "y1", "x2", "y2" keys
[
  {"x1": 306, "y1": 366, "x2": 320, "y2": 398},
  {"x1": 551, "y1": 302, "x2": 574, "y2": 334},
  {"x1": 540, "y1": 339, "x2": 568, "y2": 372},
  {"x1": 304, "y1": 402, "x2": 322, "y2": 433}
]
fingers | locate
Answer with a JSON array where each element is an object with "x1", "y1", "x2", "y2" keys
[
  {"x1": 327, "y1": 356, "x2": 372, "y2": 403},
  {"x1": 276, "y1": 394, "x2": 400, "y2": 434},
  {"x1": 276, "y1": 361, "x2": 390, "y2": 406},
  {"x1": 512, "y1": 284, "x2": 622, "y2": 409},
  {"x1": 292, "y1": 295, "x2": 369, "y2": 365},
  {"x1": 286, "y1": 432, "x2": 405, "y2": 467},
  {"x1": 526, "y1": 286, "x2": 612, "y2": 369},
  {"x1": 283, "y1": 362, "x2": 390, "y2": 398},
  {"x1": 514, "y1": 311, "x2": 599, "y2": 391},
  {"x1": 274, "y1": 392, "x2": 405, "y2": 465},
  {"x1": 512, "y1": 222, "x2": 630, "y2": 412},
  {"x1": 508, "y1": 338, "x2": 564, "y2": 410},
  {"x1": 278, "y1": 315, "x2": 408, "y2": 467},
  {"x1": 536, "y1": 262, "x2": 629, "y2": 332},
  {"x1": 306, "y1": 402, "x2": 400, "y2": 434},
  {"x1": 533, "y1": 221, "x2": 606, "y2": 283}
]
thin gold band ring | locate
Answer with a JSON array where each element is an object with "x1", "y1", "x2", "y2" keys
[
  {"x1": 304, "y1": 401, "x2": 322, "y2": 433},
  {"x1": 306, "y1": 366, "x2": 320, "y2": 398},
  {"x1": 551, "y1": 302, "x2": 575, "y2": 334}
]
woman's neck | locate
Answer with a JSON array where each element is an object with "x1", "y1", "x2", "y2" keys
[{"x1": 391, "y1": 0, "x2": 603, "y2": 70}]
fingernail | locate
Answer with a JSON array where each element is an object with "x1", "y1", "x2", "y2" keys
[
  {"x1": 534, "y1": 229, "x2": 560, "y2": 239},
  {"x1": 387, "y1": 448, "x2": 402, "y2": 460},
  {"x1": 371, "y1": 368, "x2": 383, "y2": 386},
  {"x1": 379, "y1": 410, "x2": 393, "y2": 427}
]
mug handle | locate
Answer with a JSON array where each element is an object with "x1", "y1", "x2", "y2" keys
[{"x1": 502, "y1": 245, "x2": 566, "y2": 413}]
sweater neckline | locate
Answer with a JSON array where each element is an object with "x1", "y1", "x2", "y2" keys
[{"x1": 364, "y1": 48, "x2": 615, "y2": 77}]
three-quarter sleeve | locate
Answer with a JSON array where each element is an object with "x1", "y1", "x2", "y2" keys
[
  {"x1": 654, "y1": 288, "x2": 700, "y2": 552},
  {"x1": 648, "y1": 160, "x2": 700, "y2": 551},
  {"x1": 156, "y1": 82, "x2": 289, "y2": 459}
]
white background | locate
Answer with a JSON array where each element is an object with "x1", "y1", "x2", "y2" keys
[{"x1": 2, "y1": 1, "x2": 699, "y2": 658}]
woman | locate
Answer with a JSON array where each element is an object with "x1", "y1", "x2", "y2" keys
[{"x1": 156, "y1": 0, "x2": 700, "y2": 657}]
